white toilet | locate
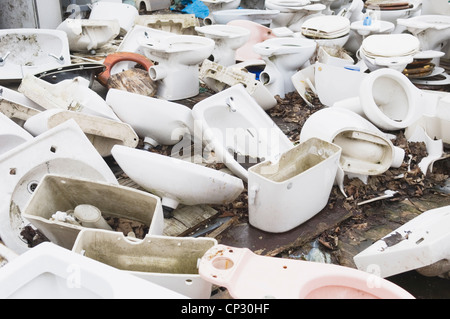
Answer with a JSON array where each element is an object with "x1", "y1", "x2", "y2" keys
[
  {"x1": 195, "y1": 25, "x2": 251, "y2": 67},
  {"x1": 0, "y1": 120, "x2": 117, "y2": 254},
  {"x1": 0, "y1": 112, "x2": 33, "y2": 156},
  {"x1": 201, "y1": 0, "x2": 241, "y2": 15},
  {"x1": 57, "y1": 18, "x2": 121, "y2": 53},
  {"x1": 106, "y1": 88, "x2": 194, "y2": 150},
  {"x1": 191, "y1": 84, "x2": 293, "y2": 182},
  {"x1": 248, "y1": 137, "x2": 342, "y2": 233},
  {"x1": 358, "y1": 33, "x2": 420, "y2": 72},
  {"x1": 89, "y1": 1, "x2": 139, "y2": 35},
  {"x1": 207, "y1": 9, "x2": 280, "y2": 26},
  {"x1": 265, "y1": 0, "x2": 326, "y2": 32},
  {"x1": 135, "y1": 13, "x2": 200, "y2": 35},
  {"x1": 73, "y1": 229, "x2": 217, "y2": 299},
  {"x1": 0, "y1": 242, "x2": 187, "y2": 299},
  {"x1": 300, "y1": 15, "x2": 351, "y2": 48},
  {"x1": 22, "y1": 174, "x2": 164, "y2": 250},
  {"x1": 138, "y1": 30, "x2": 215, "y2": 100},
  {"x1": 253, "y1": 37, "x2": 317, "y2": 98},
  {"x1": 347, "y1": 18, "x2": 395, "y2": 55},
  {"x1": 111, "y1": 145, "x2": 245, "y2": 218}
]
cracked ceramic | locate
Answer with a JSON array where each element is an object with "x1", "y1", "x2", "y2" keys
[
  {"x1": 0, "y1": 242, "x2": 187, "y2": 299},
  {"x1": 135, "y1": 14, "x2": 199, "y2": 35},
  {"x1": 23, "y1": 109, "x2": 139, "y2": 157},
  {"x1": 111, "y1": 145, "x2": 244, "y2": 217},
  {"x1": 354, "y1": 205, "x2": 450, "y2": 279},
  {"x1": 0, "y1": 29, "x2": 71, "y2": 81},
  {"x1": 0, "y1": 120, "x2": 117, "y2": 254},
  {"x1": 253, "y1": 37, "x2": 317, "y2": 98},
  {"x1": 73, "y1": 229, "x2": 217, "y2": 299},
  {"x1": 106, "y1": 88, "x2": 193, "y2": 149},
  {"x1": 195, "y1": 25, "x2": 251, "y2": 67},
  {"x1": 19, "y1": 74, "x2": 120, "y2": 122},
  {"x1": 0, "y1": 112, "x2": 33, "y2": 156},
  {"x1": 248, "y1": 138, "x2": 342, "y2": 233},
  {"x1": 191, "y1": 84, "x2": 293, "y2": 182},
  {"x1": 198, "y1": 244, "x2": 414, "y2": 299},
  {"x1": 57, "y1": 18, "x2": 120, "y2": 53},
  {"x1": 89, "y1": 1, "x2": 139, "y2": 35},
  {"x1": 22, "y1": 174, "x2": 164, "y2": 251}
]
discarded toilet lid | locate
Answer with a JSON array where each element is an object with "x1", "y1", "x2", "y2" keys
[
  {"x1": 211, "y1": 9, "x2": 280, "y2": 25},
  {"x1": 301, "y1": 15, "x2": 350, "y2": 39},
  {"x1": 361, "y1": 34, "x2": 420, "y2": 58}
]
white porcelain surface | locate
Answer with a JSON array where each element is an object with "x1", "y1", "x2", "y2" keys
[
  {"x1": 0, "y1": 120, "x2": 117, "y2": 254},
  {"x1": 89, "y1": 1, "x2": 139, "y2": 35},
  {"x1": 0, "y1": 112, "x2": 33, "y2": 156},
  {"x1": 210, "y1": 9, "x2": 280, "y2": 25}
]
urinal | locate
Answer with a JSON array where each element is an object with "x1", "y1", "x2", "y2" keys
[
  {"x1": 73, "y1": 229, "x2": 217, "y2": 299},
  {"x1": 23, "y1": 109, "x2": 139, "y2": 157},
  {"x1": 0, "y1": 242, "x2": 188, "y2": 299},
  {"x1": 56, "y1": 18, "x2": 121, "y2": 53},
  {"x1": 18, "y1": 74, "x2": 120, "y2": 122},
  {"x1": 0, "y1": 112, "x2": 33, "y2": 156},
  {"x1": 354, "y1": 205, "x2": 450, "y2": 279},
  {"x1": 135, "y1": 14, "x2": 200, "y2": 35},
  {"x1": 397, "y1": 15, "x2": 450, "y2": 56},
  {"x1": 358, "y1": 33, "x2": 420, "y2": 72},
  {"x1": 299, "y1": 15, "x2": 351, "y2": 48},
  {"x1": 199, "y1": 59, "x2": 277, "y2": 111},
  {"x1": 265, "y1": 0, "x2": 326, "y2": 32},
  {"x1": 138, "y1": 31, "x2": 215, "y2": 100},
  {"x1": 248, "y1": 138, "x2": 342, "y2": 233},
  {"x1": 191, "y1": 84, "x2": 294, "y2": 182},
  {"x1": 0, "y1": 29, "x2": 71, "y2": 81},
  {"x1": 106, "y1": 89, "x2": 193, "y2": 149},
  {"x1": 227, "y1": 20, "x2": 277, "y2": 61},
  {"x1": 89, "y1": 1, "x2": 139, "y2": 35},
  {"x1": 198, "y1": 244, "x2": 415, "y2": 299},
  {"x1": 299, "y1": 107, "x2": 405, "y2": 183},
  {"x1": 111, "y1": 145, "x2": 244, "y2": 218},
  {"x1": 0, "y1": 120, "x2": 117, "y2": 254},
  {"x1": 195, "y1": 25, "x2": 251, "y2": 67},
  {"x1": 22, "y1": 174, "x2": 164, "y2": 250},
  {"x1": 254, "y1": 37, "x2": 317, "y2": 98},
  {"x1": 207, "y1": 9, "x2": 280, "y2": 26}
]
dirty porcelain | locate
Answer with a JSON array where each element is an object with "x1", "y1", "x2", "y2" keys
[
  {"x1": 195, "y1": 25, "x2": 251, "y2": 67},
  {"x1": 18, "y1": 74, "x2": 120, "y2": 122},
  {"x1": 0, "y1": 112, "x2": 33, "y2": 156},
  {"x1": 192, "y1": 84, "x2": 293, "y2": 181},
  {"x1": 207, "y1": 9, "x2": 280, "y2": 26},
  {"x1": 0, "y1": 120, "x2": 118, "y2": 254},
  {"x1": 299, "y1": 107, "x2": 405, "y2": 181},
  {"x1": 0, "y1": 86, "x2": 43, "y2": 127},
  {"x1": 265, "y1": 0, "x2": 326, "y2": 32},
  {"x1": 0, "y1": 29, "x2": 71, "y2": 81},
  {"x1": 106, "y1": 88, "x2": 193, "y2": 149},
  {"x1": 198, "y1": 244, "x2": 415, "y2": 299},
  {"x1": 73, "y1": 229, "x2": 217, "y2": 299},
  {"x1": 23, "y1": 109, "x2": 139, "y2": 157},
  {"x1": 135, "y1": 0, "x2": 172, "y2": 12},
  {"x1": 199, "y1": 59, "x2": 277, "y2": 111},
  {"x1": 111, "y1": 145, "x2": 244, "y2": 218},
  {"x1": 227, "y1": 20, "x2": 277, "y2": 61},
  {"x1": 57, "y1": 18, "x2": 120, "y2": 53},
  {"x1": 253, "y1": 37, "x2": 317, "y2": 98},
  {"x1": 138, "y1": 30, "x2": 215, "y2": 100},
  {"x1": 89, "y1": 1, "x2": 139, "y2": 35},
  {"x1": 0, "y1": 242, "x2": 187, "y2": 299},
  {"x1": 22, "y1": 174, "x2": 164, "y2": 250},
  {"x1": 354, "y1": 205, "x2": 450, "y2": 279},
  {"x1": 135, "y1": 14, "x2": 199, "y2": 35},
  {"x1": 248, "y1": 138, "x2": 342, "y2": 233}
]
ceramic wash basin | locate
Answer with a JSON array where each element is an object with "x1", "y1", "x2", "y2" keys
[
  {"x1": 0, "y1": 112, "x2": 33, "y2": 156},
  {"x1": 0, "y1": 120, "x2": 117, "y2": 254}
]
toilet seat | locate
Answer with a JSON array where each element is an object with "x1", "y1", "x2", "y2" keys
[
  {"x1": 301, "y1": 15, "x2": 350, "y2": 39},
  {"x1": 361, "y1": 34, "x2": 420, "y2": 59},
  {"x1": 364, "y1": 0, "x2": 412, "y2": 10}
]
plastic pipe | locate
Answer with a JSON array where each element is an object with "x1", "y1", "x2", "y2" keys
[{"x1": 74, "y1": 204, "x2": 112, "y2": 230}]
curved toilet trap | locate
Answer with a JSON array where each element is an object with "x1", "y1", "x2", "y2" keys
[{"x1": 198, "y1": 244, "x2": 414, "y2": 299}]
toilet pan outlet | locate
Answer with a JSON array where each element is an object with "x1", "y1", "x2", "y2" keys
[{"x1": 149, "y1": 65, "x2": 168, "y2": 81}]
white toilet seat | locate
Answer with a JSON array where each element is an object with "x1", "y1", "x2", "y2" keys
[
  {"x1": 301, "y1": 15, "x2": 350, "y2": 39},
  {"x1": 361, "y1": 34, "x2": 420, "y2": 59}
]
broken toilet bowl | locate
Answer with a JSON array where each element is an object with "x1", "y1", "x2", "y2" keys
[
  {"x1": 57, "y1": 18, "x2": 121, "y2": 53},
  {"x1": 0, "y1": 112, "x2": 33, "y2": 156},
  {"x1": 135, "y1": 14, "x2": 199, "y2": 35},
  {"x1": 73, "y1": 229, "x2": 217, "y2": 299},
  {"x1": 191, "y1": 84, "x2": 294, "y2": 182},
  {"x1": 111, "y1": 145, "x2": 245, "y2": 218},
  {"x1": 106, "y1": 88, "x2": 193, "y2": 149},
  {"x1": 138, "y1": 31, "x2": 215, "y2": 100},
  {"x1": 253, "y1": 37, "x2": 317, "y2": 98},
  {"x1": 22, "y1": 174, "x2": 164, "y2": 250},
  {"x1": 0, "y1": 29, "x2": 71, "y2": 81},
  {"x1": 198, "y1": 244, "x2": 415, "y2": 299},
  {"x1": 195, "y1": 25, "x2": 251, "y2": 67},
  {"x1": 354, "y1": 205, "x2": 450, "y2": 279},
  {"x1": 248, "y1": 137, "x2": 342, "y2": 233},
  {"x1": 0, "y1": 120, "x2": 118, "y2": 254},
  {"x1": 23, "y1": 109, "x2": 139, "y2": 157},
  {"x1": 0, "y1": 242, "x2": 187, "y2": 299}
]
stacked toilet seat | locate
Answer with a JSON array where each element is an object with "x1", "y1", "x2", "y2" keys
[
  {"x1": 364, "y1": 0, "x2": 413, "y2": 11},
  {"x1": 265, "y1": 0, "x2": 314, "y2": 12},
  {"x1": 359, "y1": 33, "x2": 420, "y2": 71},
  {"x1": 301, "y1": 15, "x2": 350, "y2": 39}
]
